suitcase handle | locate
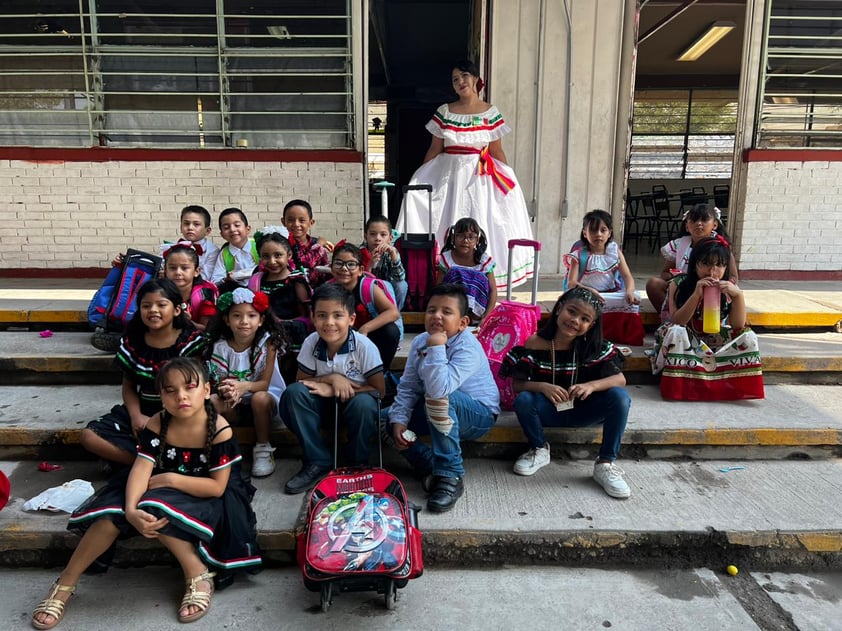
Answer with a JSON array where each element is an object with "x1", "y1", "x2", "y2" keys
[
  {"x1": 403, "y1": 184, "x2": 433, "y2": 193},
  {"x1": 400, "y1": 184, "x2": 434, "y2": 238},
  {"x1": 505, "y1": 240, "x2": 542, "y2": 303},
  {"x1": 507, "y1": 239, "x2": 541, "y2": 251}
]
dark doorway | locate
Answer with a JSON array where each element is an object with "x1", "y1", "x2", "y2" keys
[{"x1": 368, "y1": 0, "x2": 474, "y2": 223}]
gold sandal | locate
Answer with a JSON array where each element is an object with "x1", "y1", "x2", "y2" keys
[
  {"x1": 31, "y1": 581, "x2": 75, "y2": 630},
  {"x1": 179, "y1": 570, "x2": 215, "y2": 624}
]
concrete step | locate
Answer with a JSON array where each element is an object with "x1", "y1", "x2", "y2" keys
[
  {"x1": 2, "y1": 278, "x2": 841, "y2": 331},
  {"x1": 3, "y1": 457, "x2": 842, "y2": 569},
  {"x1": 1, "y1": 330, "x2": 841, "y2": 386},
  {"x1": 2, "y1": 384, "x2": 841, "y2": 461}
]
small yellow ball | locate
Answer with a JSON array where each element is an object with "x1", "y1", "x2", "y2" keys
[{"x1": 726, "y1": 565, "x2": 739, "y2": 576}]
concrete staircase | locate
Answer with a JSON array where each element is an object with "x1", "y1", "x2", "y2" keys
[{"x1": 1, "y1": 277, "x2": 842, "y2": 571}]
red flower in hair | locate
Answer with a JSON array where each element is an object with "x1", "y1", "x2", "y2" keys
[{"x1": 252, "y1": 291, "x2": 270, "y2": 313}]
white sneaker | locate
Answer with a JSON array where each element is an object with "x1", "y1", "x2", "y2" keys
[
  {"x1": 251, "y1": 443, "x2": 276, "y2": 478},
  {"x1": 513, "y1": 443, "x2": 551, "y2": 476},
  {"x1": 593, "y1": 461, "x2": 631, "y2": 499}
]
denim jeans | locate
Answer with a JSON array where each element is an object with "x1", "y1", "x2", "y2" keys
[
  {"x1": 512, "y1": 387, "x2": 631, "y2": 462},
  {"x1": 367, "y1": 322, "x2": 401, "y2": 372},
  {"x1": 392, "y1": 390, "x2": 496, "y2": 478},
  {"x1": 280, "y1": 382, "x2": 378, "y2": 468}
]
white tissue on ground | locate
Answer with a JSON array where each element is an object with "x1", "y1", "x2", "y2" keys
[{"x1": 23, "y1": 479, "x2": 94, "y2": 513}]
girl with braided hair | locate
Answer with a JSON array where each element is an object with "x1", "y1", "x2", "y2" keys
[
  {"x1": 31, "y1": 358, "x2": 261, "y2": 629},
  {"x1": 500, "y1": 287, "x2": 632, "y2": 498}
]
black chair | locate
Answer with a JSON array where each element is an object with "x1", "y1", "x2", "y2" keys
[
  {"x1": 623, "y1": 191, "x2": 657, "y2": 254},
  {"x1": 652, "y1": 186, "x2": 681, "y2": 245},
  {"x1": 713, "y1": 184, "x2": 730, "y2": 209}
]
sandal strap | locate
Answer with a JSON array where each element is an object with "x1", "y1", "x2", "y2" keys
[
  {"x1": 32, "y1": 583, "x2": 75, "y2": 624},
  {"x1": 181, "y1": 571, "x2": 216, "y2": 610}
]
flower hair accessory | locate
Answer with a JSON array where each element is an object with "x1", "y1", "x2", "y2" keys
[
  {"x1": 217, "y1": 287, "x2": 270, "y2": 314},
  {"x1": 163, "y1": 239, "x2": 204, "y2": 258},
  {"x1": 254, "y1": 224, "x2": 289, "y2": 242}
]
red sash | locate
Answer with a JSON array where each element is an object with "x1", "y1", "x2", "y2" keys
[{"x1": 443, "y1": 145, "x2": 516, "y2": 195}]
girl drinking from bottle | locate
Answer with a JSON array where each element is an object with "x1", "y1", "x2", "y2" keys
[{"x1": 649, "y1": 236, "x2": 763, "y2": 401}]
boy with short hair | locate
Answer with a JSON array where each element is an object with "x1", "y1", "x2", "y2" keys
[
  {"x1": 388, "y1": 283, "x2": 500, "y2": 513},
  {"x1": 209, "y1": 207, "x2": 259, "y2": 289},
  {"x1": 280, "y1": 284, "x2": 386, "y2": 495},
  {"x1": 160, "y1": 205, "x2": 220, "y2": 280}
]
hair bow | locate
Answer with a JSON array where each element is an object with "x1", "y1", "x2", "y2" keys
[
  {"x1": 163, "y1": 239, "x2": 204, "y2": 258},
  {"x1": 712, "y1": 234, "x2": 730, "y2": 248},
  {"x1": 217, "y1": 287, "x2": 270, "y2": 314},
  {"x1": 254, "y1": 224, "x2": 289, "y2": 242}
]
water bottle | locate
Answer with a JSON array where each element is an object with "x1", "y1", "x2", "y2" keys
[{"x1": 702, "y1": 285, "x2": 720, "y2": 334}]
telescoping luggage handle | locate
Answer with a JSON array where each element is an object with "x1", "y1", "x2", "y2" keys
[
  {"x1": 333, "y1": 393, "x2": 383, "y2": 471},
  {"x1": 505, "y1": 239, "x2": 541, "y2": 304},
  {"x1": 401, "y1": 184, "x2": 433, "y2": 238}
]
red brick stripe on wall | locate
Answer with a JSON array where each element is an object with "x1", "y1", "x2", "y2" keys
[
  {"x1": 743, "y1": 149, "x2": 842, "y2": 162},
  {"x1": 0, "y1": 147, "x2": 364, "y2": 163}
]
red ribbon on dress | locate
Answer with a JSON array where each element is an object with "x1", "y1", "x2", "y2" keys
[{"x1": 443, "y1": 145, "x2": 516, "y2": 195}]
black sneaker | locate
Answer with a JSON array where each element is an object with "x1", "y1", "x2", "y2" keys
[
  {"x1": 426, "y1": 476, "x2": 464, "y2": 513},
  {"x1": 284, "y1": 464, "x2": 330, "y2": 495}
]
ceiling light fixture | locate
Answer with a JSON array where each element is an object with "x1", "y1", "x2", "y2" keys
[{"x1": 677, "y1": 21, "x2": 736, "y2": 62}]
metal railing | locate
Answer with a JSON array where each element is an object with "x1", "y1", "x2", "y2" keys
[
  {"x1": 0, "y1": 1, "x2": 353, "y2": 149},
  {"x1": 757, "y1": 3, "x2": 842, "y2": 148}
]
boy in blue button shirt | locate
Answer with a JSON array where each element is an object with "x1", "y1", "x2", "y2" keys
[{"x1": 388, "y1": 283, "x2": 500, "y2": 512}]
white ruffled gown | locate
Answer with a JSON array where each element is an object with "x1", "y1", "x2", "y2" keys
[{"x1": 397, "y1": 103, "x2": 536, "y2": 290}]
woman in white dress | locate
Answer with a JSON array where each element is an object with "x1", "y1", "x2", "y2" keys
[{"x1": 398, "y1": 60, "x2": 535, "y2": 290}]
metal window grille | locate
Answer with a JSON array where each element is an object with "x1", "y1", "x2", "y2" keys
[
  {"x1": 0, "y1": 0, "x2": 353, "y2": 149},
  {"x1": 630, "y1": 89, "x2": 738, "y2": 179},
  {"x1": 757, "y1": 0, "x2": 842, "y2": 148}
]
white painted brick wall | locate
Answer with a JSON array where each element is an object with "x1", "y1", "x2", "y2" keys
[
  {"x1": 0, "y1": 159, "x2": 365, "y2": 269},
  {"x1": 740, "y1": 160, "x2": 842, "y2": 271}
]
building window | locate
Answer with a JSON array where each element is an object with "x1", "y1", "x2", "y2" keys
[
  {"x1": 757, "y1": 0, "x2": 842, "y2": 148},
  {"x1": 630, "y1": 89, "x2": 738, "y2": 179},
  {"x1": 0, "y1": 0, "x2": 352, "y2": 149}
]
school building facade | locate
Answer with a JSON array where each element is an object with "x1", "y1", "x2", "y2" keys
[{"x1": 0, "y1": 1, "x2": 838, "y2": 278}]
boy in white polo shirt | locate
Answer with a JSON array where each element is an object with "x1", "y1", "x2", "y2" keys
[{"x1": 280, "y1": 283, "x2": 386, "y2": 494}]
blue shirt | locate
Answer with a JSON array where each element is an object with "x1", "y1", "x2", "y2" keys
[{"x1": 388, "y1": 329, "x2": 501, "y2": 426}]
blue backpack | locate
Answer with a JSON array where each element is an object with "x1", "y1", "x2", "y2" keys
[{"x1": 88, "y1": 249, "x2": 163, "y2": 334}]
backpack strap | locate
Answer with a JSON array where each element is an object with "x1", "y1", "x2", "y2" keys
[
  {"x1": 221, "y1": 244, "x2": 234, "y2": 272},
  {"x1": 220, "y1": 239, "x2": 258, "y2": 272},
  {"x1": 247, "y1": 271, "x2": 262, "y2": 292},
  {"x1": 562, "y1": 241, "x2": 588, "y2": 291}
]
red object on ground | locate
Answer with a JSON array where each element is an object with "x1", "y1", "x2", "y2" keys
[
  {"x1": 37, "y1": 462, "x2": 62, "y2": 472},
  {"x1": 39, "y1": 330, "x2": 54, "y2": 338},
  {"x1": 0, "y1": 471, "x2": 9, "y2": 510}
]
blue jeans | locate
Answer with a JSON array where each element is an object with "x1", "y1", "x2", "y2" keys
[
  {"x1": 391, "y1": 279, "x2": 408, "y2": 312},
  {"x1": 512, "y1": 387, "x2": 631, "y2": 462},
  {"x1": 391, "y1": 391, "x2": 496, "y2": 478},
  {"x1": 280, "y1": 382, "x2": 378, "y2": 468}
]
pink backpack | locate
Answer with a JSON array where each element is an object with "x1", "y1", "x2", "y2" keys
[{"x1": 476, "y1": 240, "x2": 542, "y2": 410}]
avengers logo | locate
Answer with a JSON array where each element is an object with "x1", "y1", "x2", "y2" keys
[{"x1": 327, "y1": 495, "x2": 389, "y2": 553}]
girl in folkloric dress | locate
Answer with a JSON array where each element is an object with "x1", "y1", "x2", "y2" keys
[
  {"x1": 31, "y1": 358, "x2": 260, "y2": 629},
  {"x1": 397, "y1": 60, "x2": 535, "y2": 290}
]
